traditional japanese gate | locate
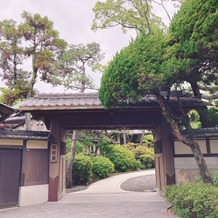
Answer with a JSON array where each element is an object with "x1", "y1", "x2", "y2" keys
[{"x1": 18, "y1": 92, "x2": 205, "y2": 201}]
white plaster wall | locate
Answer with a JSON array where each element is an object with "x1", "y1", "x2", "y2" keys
[
  {"x1": 19, "y1": 184, "x2": 48, "y2": 207},
  {"x1": 0, "y1": 139, "x2": 23, "y2": 146},
  {"x1": 174, "y1": 157, "x2": 218, "y2": 169},
  {"x1": 210, "y1": 139, "x2": 218, "y2": 153},
  {"x1": 26, "y1": 140, "x2": 48, "y2": 149},
  {"x1": 174, "y1": 157, "x2": 218, "y2": 183},
  {"x1": 175, "y1": 169, "x2": 200, "y2": 183},
  {"x1": 174, "y1": 140, "x2": 207, "y2": 154}
]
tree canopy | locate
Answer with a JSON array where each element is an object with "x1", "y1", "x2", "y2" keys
[
  {"x1": 99, "y1": 27, "x2": 167, "y2": 108},
  {"x1": 99, "y1": 0, "x2": 217, "y2": 183},
  {"x1": 53, "y1": 42, "x2": 104, "y2": 93},
  {"x1": 167, "y1": 0, "x2": 218, "y2": 100},
  {"x1": 20, "y1": 11, "x2": 67, "y2": 96},
  {"x1": 0, "y1": 19, "x2": 30, "y2": 104},
  {"x1": 92, "y1": 0, "x2": 155, "y2": 34},
  {"x1": 92, "y1": 0, "x2": 183, "y2": 34},
  {"x1": 0, "y1": 11, "x2": 67, "y2": 104}
]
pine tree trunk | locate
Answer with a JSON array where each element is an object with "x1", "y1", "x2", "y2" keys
[
  {"x1": 189, "y1": 140, "x2": 212, "y2": 183},
  {"x1": 66, "y1": 130, "x2": 78, "y2": 188},
  {"x1": 156, "y1": 93, "x2": 212, "y2": 184}
]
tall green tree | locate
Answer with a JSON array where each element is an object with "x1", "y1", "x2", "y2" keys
[
  {"x1": 0, "y1": 12, "x2": 67, "y2": 104},
  {"x1": 92, "y1": 0, "x2": 182, "y2": 34},
  {"x1": 92, "y1": 0, "x2": 154, "y2": 34},
  {"x1": 54, "y1": 42, "x2": 104, "y2": 188},
  {"x1": 99, "y1": 26, "x2": 212, "y2": 183},
  {"x1": 96, "y1": 0, "x2": 217, "y2": 182},
  {"x1": 19, "y1": 11, "x2": 67, "y2": 96},
  {"x1": 53, "y1": 42, "x2": 104, "y2": 93},
  {"x1": 0, "y1": 19, "x2": 30, "y2": 105},
  {"x1": 166, "y1": 0, "x2": 218, "y2": 126}
]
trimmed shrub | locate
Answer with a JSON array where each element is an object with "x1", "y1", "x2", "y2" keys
[
  {"x1": 165, "y1": 182, "x2": 218, "y2": 218},
  {"x1": 92, "y1": 156, "x2": 115, "y2": 179},
  {"x1": 133, "y1": 146, "x2": 154, "y2": 169},
  {"x1": 105, "y1": 145, "x2": 141, "y2": 172},
  {"x1": 140, "y1": 154, "x2": 154, "y2": 169},
  {"x1": 212, "y1": 174, "x2": 218, "y2": 186},
  {"x1": 134, "y1": 145, "x2": 154, "y2": 160},
  {"x1": 125, "y1": 143, "x2": 138, "y2": 151},
  {"x1": 72, "y1": 153, "x2": 93, "y2": 185},
  {"x1": 143, "y1": 134, "x2": 154, "y2": 147},
  {"x1": 211, "y1": 170, "x2": 218, "y2": 186},
  {"x1": 99, "y1": 137, "x2": 113, "y2": 155}
]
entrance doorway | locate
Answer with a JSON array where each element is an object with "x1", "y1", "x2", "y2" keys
[{"x1": 0, "y1": 149, "x2": 22, "y2": 208}]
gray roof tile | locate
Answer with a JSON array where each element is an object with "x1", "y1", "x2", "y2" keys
[
  {"x1": 0, "y1": 129, "x2": 50, "y2": 139},
  {"x1": 18, "y1": 92, "x2": 208, "y2": 111},
  {"x1": 18, "y1": 93, "x2": 102, "y2": 111}
]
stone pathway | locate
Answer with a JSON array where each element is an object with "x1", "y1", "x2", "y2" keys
[{"x1": 0, "y1": 169, "x2": 177, "y2": 218}]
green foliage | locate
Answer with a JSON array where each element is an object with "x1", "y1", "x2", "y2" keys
[
  {"x1": 206, "y1": 107, "x2": 218, "y2": 127},
  {"x1": 0, "y1": 11, "x2": 67, "y2": 101},
  {"x1": 98, "y1": 137, "x2": 113, "y2": 154},
  {"x1": 75, "y1": 141, "x2": 85, "y2": 154},
  {"x1": 139, "y1": 154, "x2": 154, "y2": 169},
  {"x1": 169, "y1": 0, "x2": 218, "y2": 59},
  {"x1": 92, "y1": 0, "x2": 161, "y2": 34},
  {"x1": 211, "y1": 170, "x2": 218, "y2": 186},
  {"x1": 65, "y1": 137, "x2": 85, "y2": 162},
  {"x1": 168, "y1": 0, "x2": 218, "y2": 99},
  {"x1": 77, "y1": 130, "x2": 108, "y2": 154},
  {"x1": 134, "y1": 145, "x2": 154, "y2": 160},
  {"x1": 98, "y1": 0, "x2": 216, "y2": 183},
  {"x1": 20, "y1": 11, "x2": 67, "y2": 96},
  {"x1": 72, "y1": 153, "x2": 93, "y2": 185},
  {"x1": 133, "y1": 145, "x2": 154, "y2": 169},
  {"x1": 92, "y1": 156, "x2": 115, "y2": 179},
  {"x1": 165, "y1": 182, "x2": 218, "y2": 218},
  {"x1": 105, "y1": 145, "x2": 141, "y2": 172},
  {"x1": 0, "y1": 88, "x2": 22, "y2": 106},
  {"x1": 125, "y1": 142, "x2": 138, "y2": 151},
  {"x1": 0, "y1": 19, "x2": 31, "y2": 103},
  {"x1": 53, "y1": 42, "x2": 104, "y2": 92},
  {"x1": 99, "y1": 0, "x2": 218, "y2": 119},
  {"x1": 188, "y1": 110, "x2": 201, "y2": 129},
  {"x1": 99, "y1": 28, "x2": 168, "y2": 108},
  {"x1": 143, "y1": 134, "x2": 154, "y2": 146}
]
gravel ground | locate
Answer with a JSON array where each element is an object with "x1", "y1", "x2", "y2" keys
[
  {"x1": 121, "y1": 174, "x2": 156, "y2": 192},
  {"x1": 67, "y1": 173, "x2": 156, "y2": 193}
]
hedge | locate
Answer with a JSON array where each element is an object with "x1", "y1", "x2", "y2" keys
[
  {"x1": 165, "y1": 182, "x2": 218, "y2": 218},
  {"x1": 92, "y1": 156, "x2": 115, "y2": 179}
]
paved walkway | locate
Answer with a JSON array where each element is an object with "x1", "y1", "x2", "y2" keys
[{"x1": 0, "y1": 170, "x2": 177, "y2": 218}]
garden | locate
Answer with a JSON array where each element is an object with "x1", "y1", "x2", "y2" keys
[
  {"x1": 66, "y1": 131, "x2": 155, "y2": 186},
  {"x1": 165, "y1": 171, "x2": 218, "y2": 218}
]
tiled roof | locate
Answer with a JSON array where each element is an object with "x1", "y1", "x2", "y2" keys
[
  {"x1": 0, "y1": 103, "x2": 14, "y2": 122},
  {"x1": 18, "y1": 92, "x2": 208, "y2": 111},
  {"x1": 3, "y1": 115, "x2": 25, "y2": 124},
  {"x1": 0, "y1": 129, "x2": 50, "y2": 140},
  {"x1": 178, "y1": 128, "x2": 218, "y2": 138},
  {"x1": 18, "y1": 92, "x2": 103, "y2": 111}
]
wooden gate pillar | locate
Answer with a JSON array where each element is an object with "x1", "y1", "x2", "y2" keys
[
  {"x1": 154, "y1": 117, "x2": 175, "y2": 193},
  {"x1": 48, "y1": 115, "x2": 66, "y2": 201}
]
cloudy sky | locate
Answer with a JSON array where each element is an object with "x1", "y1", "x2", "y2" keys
[{"x1": 0, "y1": 0, "x2": 177, "y2": 93}]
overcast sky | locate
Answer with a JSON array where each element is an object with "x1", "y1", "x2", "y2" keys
[{"x1": 0, "y1": 0, "x2": 177, "y2": 93}]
